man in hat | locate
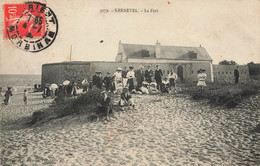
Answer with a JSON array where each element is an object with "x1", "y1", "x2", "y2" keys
[
  {"x1": 103, "y1": 72, "x2": 112, "y2": 91},
  {"x1": 121, "y1": 66, "x2": 128, "y2": 87},
  {"x1": 234, "y1": 66, "x2": 239, "y2": 83},
  {"x1": 4, "y1": 87, "x2": 13, "y2": 105},
  {"x1": 97, "y1": 91, "x2": 113, "y2": 121},
  {"x1": 126, "y1": 65, "x2": 135, "y2": 91},
  {"x1": 135, "y1": 65, "x2": 145, "y2": 91},
  {"x1": 92, "y1": 71, "x2": 103, "y2": 89},
  {"x1": 145, "y1": 65, "x2": 153, "y2": 83},
  {"x1": 154, "y1": 64, "x2": 163, "y2": 91},
  {"x1": 113, "y1": 68, "x2": 123, "y2": 92}
]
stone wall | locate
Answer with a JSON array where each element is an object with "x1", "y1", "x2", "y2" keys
[
  {"x1": 213, "y1": 65, "x2": 250, "y2": 83},
  {"x1": 41, "y1": 62, "x2": 91, "y2": 89}
]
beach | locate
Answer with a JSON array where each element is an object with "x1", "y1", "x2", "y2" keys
[{"x1": 0, "y1": 92, "x2": 259, "y2": 165}]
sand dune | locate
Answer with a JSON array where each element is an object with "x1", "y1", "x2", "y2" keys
[{"x1": 0, "y1": 92, "x2": 259, "y2": 165}]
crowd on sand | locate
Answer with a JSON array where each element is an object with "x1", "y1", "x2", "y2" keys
[{"x1": 2, "y1": 64, "x2": 209, "y2": 121}]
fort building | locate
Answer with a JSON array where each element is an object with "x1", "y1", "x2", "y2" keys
[{"x1": 41, "y1": 41, "x2": 249, "y2": 87}]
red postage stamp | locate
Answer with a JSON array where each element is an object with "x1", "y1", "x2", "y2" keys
[
  {"x1": 4, "y1": 3, "x2": 46, "y2": 39},
  {"x1": 2, "y1": 2, "x2": 58, "y2": 52}
]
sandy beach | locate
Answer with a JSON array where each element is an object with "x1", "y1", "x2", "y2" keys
[{"x1": 0, "y1": 92, "x2": 259, "y2": 165}]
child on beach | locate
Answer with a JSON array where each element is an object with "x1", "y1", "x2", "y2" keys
[
  {"x1": 23, "y1": 89, "x2": 28, "y2": 105},
  {"x1": 197, "y1": 68, "x2": 207, "y2": 92}
]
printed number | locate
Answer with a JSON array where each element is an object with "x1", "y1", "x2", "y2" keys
[
  {"x1": 34, "y1": 16, "x2": 43, "y2": 25},
  {"x1": 8, "y1": 6, "x2": 17, "y2": 14},
  {"x1": 39, "y1": 17, "x2": 43, "y2": 25},
  {"x1": 34, "y1": 16, "x2": 38, "y2": 24}
]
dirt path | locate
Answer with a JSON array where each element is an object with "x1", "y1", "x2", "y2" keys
[{"x1": 1, "y1": 93, "x2": 259, "y2": 165}]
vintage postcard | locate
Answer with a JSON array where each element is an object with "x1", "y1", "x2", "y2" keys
[{"x1": 0, "y1": 0, "x2": 259, "y2": 165}]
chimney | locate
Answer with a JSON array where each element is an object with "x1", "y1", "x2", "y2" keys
[
  {"x1": 155, "y1": 40, "x2": 161, "y2": 58},
  {"x1": 116, "y1": 40, "x2": 123, "y2": 62},
  {"x1": 118, "y1": 40, "x2": 122, "y2": 52}
]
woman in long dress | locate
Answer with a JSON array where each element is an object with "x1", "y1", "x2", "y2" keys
[
  {"x1": 126, "y1": 65, "x2": 135, "y2": 92},
  {"x1": 197, "y1": 68, "x2": 207, "y2": 92},
  {"x1": 4, "y1": 87, "x2": 13, "y2": 105},
  {"x1": 113, "y1": 68, "x2": 123, "y2": 93}
]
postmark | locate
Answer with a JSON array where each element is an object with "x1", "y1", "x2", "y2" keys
[{"x1": 3, "y1": 2, "x2": 58, "y2": 52}]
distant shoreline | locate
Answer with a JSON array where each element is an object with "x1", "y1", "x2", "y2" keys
[
  {"x1": 0, "y1": 74, "x2": 41, "y2": 87},
  {"x1": 0, "y1": 74, "x2": 41, "y2": 76}
]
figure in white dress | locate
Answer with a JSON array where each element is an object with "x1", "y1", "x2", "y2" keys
[
  {"x1": 113, "y1": 67, "x2": 123, "y2": 93},
  {"x1": 197, "y1": 68, "x2": 207, "y2": 92}
]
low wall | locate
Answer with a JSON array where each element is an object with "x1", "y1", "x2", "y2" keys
[{"x1": 213, "y1": 65, "x2": 250, "y2": 83}]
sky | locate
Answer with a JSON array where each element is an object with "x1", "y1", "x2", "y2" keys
[{"x1": 0, "y1": 0, "x2": 259, "y2": 74}]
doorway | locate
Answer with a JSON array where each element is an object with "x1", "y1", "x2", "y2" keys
[{"x1": 177, "y1": 65, "x2": 184, "y2": 82}]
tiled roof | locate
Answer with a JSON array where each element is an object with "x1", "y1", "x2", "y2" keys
[{"x1": 122, "y1": 43, "x2": 212, "y2": 61}]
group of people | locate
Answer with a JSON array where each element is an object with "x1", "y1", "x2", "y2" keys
[
  {"x1": 91, "y1": 64, "x2": 179, "y2": 94},
  {"x1": 96, "y1": 87, "x2": 135, "y2": 121}
]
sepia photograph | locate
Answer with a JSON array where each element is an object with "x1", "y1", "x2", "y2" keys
[{"x1": 0, "y1": 0, "x2": 259, "y2": 165}]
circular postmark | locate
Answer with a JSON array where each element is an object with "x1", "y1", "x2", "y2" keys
[{"x1": 5, "y1": 2, "x2": 58, "y2": 52}]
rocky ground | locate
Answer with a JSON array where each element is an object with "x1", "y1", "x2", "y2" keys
[{"x1": 0, "y1": 92, "x2": 259, "y2": 165}]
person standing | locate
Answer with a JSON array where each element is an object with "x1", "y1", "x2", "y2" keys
[
  {"x1": 103, "y1": 72, "x2": 112, "y2": 91},
  {"x1": 234, "y1": 66, "x2": 239, "y2": 83},
  {"x1": 23, "y1": 89, "x2": 28, "y2": 104},
  {"x1": 145, "y1": 65, "x2": 153, "y2": 83},
  {"x1": 92, "y1": 72, "x2": 102, "y2": 89},
  {"x1": 154, "y1": 64, "x2": 163, "y2": 91},
  {"x1": 121, "y1": 66, "x2": 128, "y2": 88},
  {"x1": 197, "y1": 68, "x2": 207, "y2": 92},
  {"x1": 168, "y1": 69, "x2": 178, "y2": 92},
  {"x1": 126, "y1": 65, "x2": 135, "y2": 92},
  {"x1": 4, "y1": 87, "x2": 12, "y2": 105},
  {"x1": 135, "y1": 65, "x2": 145, "y2": 91},
  {"x1": 113, "y1": 68, "x2": 123, "y2": 92}
]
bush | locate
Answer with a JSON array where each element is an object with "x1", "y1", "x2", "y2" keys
[
  {"x1": 29, "y1": 90, "x2": 105, "y2": 125},
  {"x1": 181, "y1": 82, "x2": 259, "y2": 108}
]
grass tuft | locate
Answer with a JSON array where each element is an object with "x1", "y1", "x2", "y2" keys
[{"x1": 179, "y1": 81, "x2": 260, "y2": 108}]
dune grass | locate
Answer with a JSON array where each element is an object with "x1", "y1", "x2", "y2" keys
[
  {"x1": 29, "y1": 90, "x2": 106, "y2": 125},
  {"x1": 179, "y1": 81, "x2": 260, "y2": 108}
]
